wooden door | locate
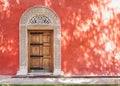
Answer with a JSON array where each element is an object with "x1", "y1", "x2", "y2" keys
[{"x1": 28, "y1": 30, "x2": 53, "y2": 73}]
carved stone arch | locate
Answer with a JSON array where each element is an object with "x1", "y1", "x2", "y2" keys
[
  {"x1": 20, "y1": 6, "x2": 60, "y2": 25},
  {"x1": 17, "y1": 6, "x2": 63, "y2": 75}
]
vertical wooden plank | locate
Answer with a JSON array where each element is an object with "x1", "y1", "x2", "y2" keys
[
  {"x1": 50, "y1": 31, "x2": 54, "y2": 72},
  {"x1": 28, "y1": 31, "x2": 31, "y2": 72}
]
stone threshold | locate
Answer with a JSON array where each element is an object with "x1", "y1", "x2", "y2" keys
[
  {"x1": 12, "y1": 75, "x2": 120, "y2": 78},
  {"x1": 1, "y1": 75, "x2": 120, "y2": 84}
]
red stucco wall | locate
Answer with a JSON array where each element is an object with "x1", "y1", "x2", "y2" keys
[{"x1": 0, "y1": 0, "x2": 120, "y2": 75}]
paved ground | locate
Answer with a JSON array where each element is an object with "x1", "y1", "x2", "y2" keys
[{"x1": 0, "y1": 76, "x2": 120, "y2": 84}]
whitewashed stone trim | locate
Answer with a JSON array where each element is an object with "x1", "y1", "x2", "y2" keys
[
  {"x1": 20, "y1": 6, "x2": 60, "y2": 26},
  {"x1": 17, "y1": 6, "x2": 63, "y2": 75}
]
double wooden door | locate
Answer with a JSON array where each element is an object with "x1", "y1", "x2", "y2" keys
[{"x1": 28, "y1": 30, "x2": 53, "y2": 73}]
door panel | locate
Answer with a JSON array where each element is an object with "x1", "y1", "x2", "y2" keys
[
  {"x1": 43, "y1": 46, "x2": 50, "y2": 55},
  {"x1": 28, "y1": 30, "x2": 53, "y2": 72},
  {"x1": 31, "y1": 46, "x2": 40, "y2": 55},
  {"x1": 31, "y1": 58, "x2": 40, "y2": 67}
]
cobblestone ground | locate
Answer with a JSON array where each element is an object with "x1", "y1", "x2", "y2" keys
[{"x1": 0, "y1": 76, "x2": 120, "y2": 84}]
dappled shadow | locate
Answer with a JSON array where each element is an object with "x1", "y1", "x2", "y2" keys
[
  {"x1": 0, "y1": 0, "x2": 120, "y2": 75},
  {"x1": 45, "y1": 0, "x2": 120, "y2": 75},
  {"x1": 0, "y1": 0, "x2": 45, "y2": 75},
  {"x1": 0, "y1": 0, "x2": 21, "y2": 75}
]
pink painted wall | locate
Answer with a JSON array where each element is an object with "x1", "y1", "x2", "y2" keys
[{"x1": 0, "y1": 0, "x2": 120, "y2": 75}]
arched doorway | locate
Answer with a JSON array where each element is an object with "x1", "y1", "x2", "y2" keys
[{"x1": 17, "y1": 6, "x2": 63, "y2": 75}]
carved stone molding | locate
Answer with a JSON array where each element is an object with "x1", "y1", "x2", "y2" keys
[
  {"x1": 17, "y1": 6, "x2": 63, "y2": 75},
  {"x1": 20, "y1": 6, "x2": 60, "y2": 26}
]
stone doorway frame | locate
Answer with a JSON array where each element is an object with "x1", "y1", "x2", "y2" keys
[{"x1": 17, "y1": 6, "x2": 63, "y2": 75}]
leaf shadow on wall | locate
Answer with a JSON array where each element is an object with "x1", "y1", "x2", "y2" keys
[
  {"x1": 46, "y1": 0, "x2": 120, "y2": 76},
  {"x1": 0, "y1": 0, "x2": 45, "y2": 75},
  {"x1": 0, "y1": 0, "x2": 22, "y2": 75}
]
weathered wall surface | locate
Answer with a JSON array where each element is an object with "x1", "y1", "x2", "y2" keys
[{"x1": 0, "y1": 0, "x2": 120, "y2": 75}]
